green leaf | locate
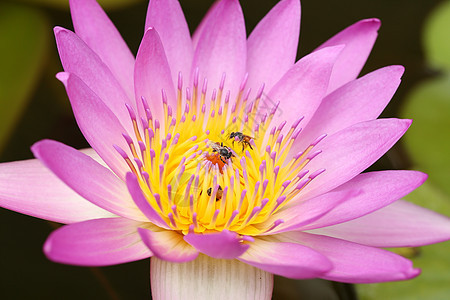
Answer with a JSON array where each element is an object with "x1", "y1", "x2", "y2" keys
[
  {"x1": 423, "y1": 0, "x2": 450, "y2": 70},
  {"x1": 357, "y1": 181, "x2": 450, "y2": 300},
  {"x1": 404, "y1": 179, "x2": 450, "y2": 215},
  {"x1": 16, "y1": 0, "x2": 144, "y2": 10},
  {"x1": 400, "y1": 75, "x2": 450, "y2": 196},
  {"x1": 0, "y1": 3, "x2": 50, "y2": 153}
]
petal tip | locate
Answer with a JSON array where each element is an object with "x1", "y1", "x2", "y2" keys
[
  {"x1": 53, "y1": 26, "x2": 73, "y2": 43},
  {"x1": 53, "y1": 26, "x2": 67, "y2": 36},
  {"x1": 360, "y1": 18, "x2": 381, "y2": 29},
  {"x1": 417, "y1": 171, "x2": 429, "y2": 185},
  {"x1": 404, "y1": 118, "x2": 413, "y2": 127},
  {"x1": 394, "y1": 118, "x2": 413, "y2": 132},
  {"x1": 316, "y1": 44, "x2": 346, "y2": 60},
  {"x1": 30, "y1": 139, "x2": 52, "y2": 159},
  {"x1": 404, "y1": 267, "x2": 421, "y2": 280},
  {"x1": 42, "y1": 235, "x2": 54, "y2": 258},
  {"x1": 395, "y1": 64, "x2": 406, "y2": 75},
  {"x1": 397, "y1": 118, "x2": 413, "y2": 135},
  {"x1": 125, "y1": 171, "x2": 138, "y2": 183},
  {"x1": 384, "y1": 65, "x2": 405, "y2": 78},
  {"x1": 56, "y1": 72, "x2": 70, "y2": 86},
  {"x1": 279, "y1": 0, "x2": 301, "y2": 10}
]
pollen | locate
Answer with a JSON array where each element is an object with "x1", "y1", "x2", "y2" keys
[{"x1": 114, "y1": 70, "x2": 325, "y2": 236}]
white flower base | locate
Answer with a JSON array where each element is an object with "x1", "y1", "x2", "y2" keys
[{"x1": 151, "y1": 255, "x2": 273, "y2": 300}]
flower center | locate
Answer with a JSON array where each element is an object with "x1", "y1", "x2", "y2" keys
[{"x1": 115, "y1": 70, "x2": 325, "y2": 236}]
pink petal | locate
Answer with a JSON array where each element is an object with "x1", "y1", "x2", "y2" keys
[
  {"x1": 191, "y1": 0, "x2": 246, "y2": 100},
  {"x1": 44, "y1": 217, "x2": 151, "y2": 266},
  {"x1": 283, "y1": 232, "x2": 419, "y2": 283},
  {"x1": 69, "y1": 0, "x2": 135, "y2": 100},
  {"x1": 238, "y1": 237, "x2": 332, "y2": 279},
  {"x1": 192, "y1": 0, "x2": 220, "y2": 49},
  {"x1": 184, "y1": 230, "x2": 249, "y2": 259},
  {"x1": 0, "y1": 157, "x2": 114, "y2": 224},
  {"x1": 145, "y1": 0, "x2": 193, "y2": 84},
  {"x1": 247, "y1": 0, "x2": 301, "y2": 91},
  {"x1": 57, "y1": 72, "x2": 131, "y2": 179},
  {"x1": 298, "y1": 118, "x2": 412, "y2": 200},
  {"x1": 54, "y1": 27, "x2": 134, "y2": 133},
  {"x1": 311, "y1": 200, "x2": 450, "y2": 247},
  {"x1": 134, "y1": 28, "x2": 176, "y2": 125},
  {"x1": 316, "y1": 18, "x2": 381, "y2": 94},
  {"x1": 138, "y1": 228, "x2": 198, "y2": 263},
  {"x1": 125, "y1": 173, "x2": 170, "y2": 229},
  {"x1": 32, "y1": 140, "x2": 146, "y2": 221},
  {"x1": 259, "y1": 186, "x2": 361, "y2": 235},
  {"x1": 297, "y1": 65, "x2": 404, "y2": 150},
  {"x1": 265, "y1": 46, "x2": 343, "y2": 137},
  {"x1": 302, "y1": 170, "x2": 427, "y2": 230}
]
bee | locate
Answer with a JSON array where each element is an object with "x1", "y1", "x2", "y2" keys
[
  {"x1": 207, "y1": 185, "x2": 223, "y2": 201},
  {"x1": 229, "y1": 132, "x2": 254, "y2": 151},
  {"x1": 208, "y1": 142, "x2": 235, "y2": 163}
]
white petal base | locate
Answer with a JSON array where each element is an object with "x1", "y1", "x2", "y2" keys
[{"x1": 151, "y1": 254, "x2": 273, "y2": 300}]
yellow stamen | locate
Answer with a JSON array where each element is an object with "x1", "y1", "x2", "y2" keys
[{"x1": 117, "y1": 73, "x2": 325, "y2": 236}]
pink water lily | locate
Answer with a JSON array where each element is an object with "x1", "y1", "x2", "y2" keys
[{"x1": 1, "y1": 0, "x2": 450, "y2": 298}]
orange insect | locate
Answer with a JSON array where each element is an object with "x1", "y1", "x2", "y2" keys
[
  {"x1": 208, "y1": 142, "x2": 235, "y2": 163},
  {"x1": 229, "y1": 132, "x2": 254, "y2": 151}
]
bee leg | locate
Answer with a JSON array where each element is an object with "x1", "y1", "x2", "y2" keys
[
  {"x1": 249, "y1": 143, "x2": 253, "y2": 150},
  {"x1": 220, "y1": 157, "x2": 226, "y2": 164},
  {"x1": 242, "y1": 144, "x2": 245, "y2": 152}
]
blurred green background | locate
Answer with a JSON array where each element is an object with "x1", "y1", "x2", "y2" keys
[{"x1": 0, "y1": 0, "x2": 449, "y2": 299}]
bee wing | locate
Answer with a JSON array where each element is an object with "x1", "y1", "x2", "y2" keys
[{"x1": 206, "y1": 141, "x2": 220, "y2": 151}]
